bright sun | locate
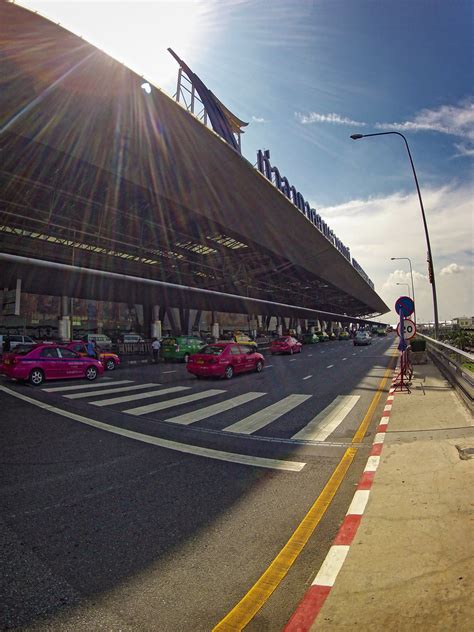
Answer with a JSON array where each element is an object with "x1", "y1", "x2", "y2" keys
[{"x1": 17, "y1": 1, "x2": 207, "y2": 92}]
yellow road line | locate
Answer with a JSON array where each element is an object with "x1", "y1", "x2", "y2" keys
[
  {"x1": 352, "y1": 350, "x2": 397, "y2": 444},
  {"x1": 213, "y1": 349, "x2": 397, "y2": 631},
  {"x1": 212, "y1": 447, "x2": 356, "y2": 632}
]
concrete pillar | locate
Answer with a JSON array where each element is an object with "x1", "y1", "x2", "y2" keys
[
  {"x1": 277, "y1": 323, "x2": 283, "y2": 336},
  {"x1": 58, "y1": 296, "x2": 71, "y2": 341},
  {"x1": 211, "y1": 321, "x2": 219, "y2": 341}
]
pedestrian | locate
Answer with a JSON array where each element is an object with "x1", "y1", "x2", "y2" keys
[
  {"x1": 3, "y1": 335, "x2": 11, "y2": 353},
  {"x1": 86, "y1": 339, "x2": 96, "y2": 359},
  {"x1": 152, "y1": 337, "x2": 161, "y2": 363}
]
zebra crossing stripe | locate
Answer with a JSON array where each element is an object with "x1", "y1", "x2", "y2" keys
[
  {"x1": 223, "y1": 394, "x2": 311, "y2": 435},
  {"x1": 125, "y1": 389, "x2": 225, "y2": 416},
  {"x1": 90, "y1": 386, "x2": 189, "y2": 407},
  {"x1": 165, "y1": 392, "x2": 266, "y2": 426},
  {"x1": 292, "y1": 395, "x2": 360, "y2": 441},
  {"x1": 42, "y1": 380, "x2": 134, "y2": 392},
  {"x1": 65, "y1": 383, "x2": 161, "y2": 399},
  {"x1": 0, "y1": 385, "x2": 305, "y2": 472}
]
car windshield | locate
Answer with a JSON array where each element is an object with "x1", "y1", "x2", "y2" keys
[
  {"x1": 201, "y1": 345, "x2": 224, "y2": 355},
  {"x1": 276, "y1": 337, "x2": 289, "y2": 342}
]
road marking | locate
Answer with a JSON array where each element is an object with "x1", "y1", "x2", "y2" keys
[
  {"x1": 342, "y1": 357, "x2": 347, "y2": 361},
  {"x1": 163, "y1": 370, "x2": 176, "y2": 374},
  {"x1": 292, "y1": 395, "x2": 360, "y2": 441},
  {"x1": 312, "y1": 545, "x2": 349, "y2": 587},
  {"x1": 224, "y1": 394, "x2": 311, "y2": 435},
  {"x1": 0, "y1": 385, "x2": 305, "y2": 472},
  {"x1": 213, "y1": 350, "x2": 398, "y2": 630},
  {"x1": 352, "y1": 353, "x2": 357, "y2": 356},
  {"x1": 308, "y1": 354, "x2": 313, "y2": 357},
  {"x1": 165, "y1": 392, "x2": 266, "y2": 425},
  {"x1": 303, "y1": 375, "x2": 312, "y2": 380},
  {"x1": 212, "y1": 448, "x2": 356, "y2": 631},
  {"x1": 90, "y1": 386, "x2": 189, "y2": 407},
  {"x1": 326, "y1": 365, "x2": 334, "y2": 369},
  {"x1": 289, "y1": 359, "x2": 297, "y2": 362},
  {"x1": 65, "y1": 383, "x2": 160, "y2": 399},
  {"x1": 264, "y1": 365, "x2": 273, "y2": 368},
  {"x1": 42, "y1": 380, "x2": 134, "y2": 393},
  {"x1": 125, "y1": 389, "x2": 225, "y2": 416}
]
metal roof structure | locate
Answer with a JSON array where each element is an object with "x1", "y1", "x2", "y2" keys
[{"x1": 0, "y1": 2, "x2": 389, "y2": 321}]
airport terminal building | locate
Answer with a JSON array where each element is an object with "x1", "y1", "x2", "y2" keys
[{"x1": 0, "y1": 1, "x2": 388, "y2": 341}]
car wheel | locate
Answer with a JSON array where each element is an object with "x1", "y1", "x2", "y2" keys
[
  {"x1": 106, "y1": 359, "x2": 116, "y2": 371},
  {"x1": 224, "y1": 365, "x2": 234, "y2": 379},
  {"x1": 184, "y1": 353, "x2": 190, "y2": 363},
  {"x1": 86, "y1": 366, "x2": 98, "y2": 381},
  {"x1": 29, "y1": 368, "x2": 44, "y2": 386},
  {"x1": 255, "y1": 360, "x2": 263, "y2": 373}
]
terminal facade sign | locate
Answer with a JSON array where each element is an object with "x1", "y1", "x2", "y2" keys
[{"x1": 256, "y1": 149, "x2": 374, "y2": 289}]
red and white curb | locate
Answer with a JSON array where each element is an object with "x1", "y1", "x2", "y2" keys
[{"x1": 284, "y1": 385, "x2": 397, "y2": 631}]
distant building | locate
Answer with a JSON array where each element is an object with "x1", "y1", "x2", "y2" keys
[{"x1": 452, "y1": 316, "x2": 474, "y2": 329}]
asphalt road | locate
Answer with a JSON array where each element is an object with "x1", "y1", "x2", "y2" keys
[{"x1": 0, "y1": 335, "x2": 396, "y2": 631}]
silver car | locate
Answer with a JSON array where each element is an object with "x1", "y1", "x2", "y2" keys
[{"x1": 354, "y1": 331, "x2": 372, "y2": 346}]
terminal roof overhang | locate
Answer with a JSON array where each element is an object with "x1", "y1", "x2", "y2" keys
[{"x1": 0, "y1": 2, "x2": 389, "y2": 318}]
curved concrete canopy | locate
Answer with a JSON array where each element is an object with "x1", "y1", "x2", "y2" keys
[{"x1": 0, "y1": 3, "x2": 389, "y2": 317}]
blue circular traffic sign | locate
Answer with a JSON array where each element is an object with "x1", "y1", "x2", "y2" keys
[{"x1": 395, "y1": 296, "x2": 414, "y2": 317}]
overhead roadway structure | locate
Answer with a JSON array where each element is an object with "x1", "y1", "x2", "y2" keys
[{"x1": 0, "y1": 2, "x2": 389, "y2": 325}]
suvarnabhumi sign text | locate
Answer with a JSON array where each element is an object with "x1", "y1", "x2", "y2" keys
[{"x1": 256, "y1": 149, "x2": 374, "y2": 290}]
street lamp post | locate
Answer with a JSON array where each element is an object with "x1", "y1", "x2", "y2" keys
[
  {"x1": 350, "y1": 131, "x2": 439, "y2": 338},
  {"x1": 396, "y1": 282, "x2": 411, "y2": 297},
  {"x1": 391, "y1": 257, "x2": 416, "y2": 324}
]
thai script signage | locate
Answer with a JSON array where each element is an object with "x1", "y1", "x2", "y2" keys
[{"x1": 257, "y1": 149, "x2": 374, "y2": 289}]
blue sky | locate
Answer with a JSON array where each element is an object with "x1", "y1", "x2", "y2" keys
[{"x1": 18, "y1": 0, "x2": 474, "y2": 324}]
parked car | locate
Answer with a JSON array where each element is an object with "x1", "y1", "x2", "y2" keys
[
  {"x1": 354, "y1": 331, "x2": 372, "y2": 346},
  {"x1": 82, "y1": 334, "x2": 112, "y2": 350},
  {"x1": 1, "y1": 343, "x2": 104, "y2": 385},
  {"x1": 187, "y1": 342, "x2": 264, "y2": 379},
  {"x1": 327, "y1": 332, "x2": 337, "y2": 340},
  {"x1": 120, "y1": 333, "x2": 145, "y2": 343},
  {"x1": 0, "y1": 334, "x2": 36, "y2": 352},
  {"x1": 270, "y1": 336, "x2": 303, "y2": 355},
  {"x1": 161, "y1": 335, "x2": 206, "y2": 362},
  {"x1": 338, "y1": 331, "x2": 350, "y2": 340},
  {"x1": 315, "y1": 331, "x2": 329, "y2": 342},
  {"x1": 300, "y1": 332, "x2": 319, "y2": 344},
  {"x1": 64, "y1": 341, "x2": 121, "y2": 371},
  {"x1": 376, "y1": 327, "x2": 387, "y2": 336}
]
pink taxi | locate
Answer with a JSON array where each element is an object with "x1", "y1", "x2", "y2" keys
[
  {"x1": 2, "y1": 343, "x2": 104, "y2": 385},
  {"x1": 187, "y1": 342, "x2": 264, "y2": 379}
]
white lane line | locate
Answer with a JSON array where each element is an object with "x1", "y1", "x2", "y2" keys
[
  {"x1": 308, "y1": 354, "x2": 313, "y2": 357},
  {"x1": 165, "y1": 392, "x2": 266, "y2": 425},
  {"x1": 291, "y1": 395, "x2": 360, "y2": 441},
  {"x1": 289, "y1": 359, "x2": 297, "y2": 362},
  {"x1": 91, "y1": 386, "x2": 189, "y2": 407},
  {"x1": 224, "y1": 394, "x2": 311, "y2": 435},
  {"x1": 326, "y1": 365, "x2": 334, "y2": 369},
  {"x1": 264, "y1": 365, "x2": 273, "y2": 368},
  {"x1": 125, "y1": 389, "x2": 225, "y2": 416},
  {"x1": 352, "y1": 353, "x2": 357, "y2": 356},
  {"x1": 65, "y1": 383, "x2": 160, "y2": 399},
  {"x1": 163, "y1": 370, "x2": 177, "y2": 374},
  {"x1": 303, "y1": 375, "x2": 312, "y2": 380},
  {"x1": 0, "y1": 385, "x2": 304, "y2": 472},
  {"x1": 320, "y1": 351, "x2": 325, "y2": 354},
  {"x1": 342, "y1": 358, "x2": 347, "y2": 361},
  {"x1": 42, "y1": 380, "x2": 134, "y2": 393}
]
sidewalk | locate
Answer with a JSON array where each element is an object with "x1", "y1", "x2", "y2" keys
[{"x1": 287, "y1": 358, "x2": 474, "y2": 631}]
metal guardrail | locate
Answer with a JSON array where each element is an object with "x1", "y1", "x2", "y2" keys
[{"x1": 418, "y1": 333, "x2": 474, "y2": 408}]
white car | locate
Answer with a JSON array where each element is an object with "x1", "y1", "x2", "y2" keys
[
  {"x1": 0, "y1": 334, "x2": 36, "y2": 351},
  {"x1": 354, "y1": 331, "x2": 372, "y2": 346}
]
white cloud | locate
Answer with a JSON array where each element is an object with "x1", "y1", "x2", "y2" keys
[
  {"x1": 252, "y1": 116, "x2": 267, "y2": 123},
  {"x1": 453, "y1": 142, "x2": 474, "y2": 158},
  {"x1": 375, "y1": 100, "x2": 474, "y2": 141},
  {"x1": 440, "y1": 263, "x2": 465, "y2": 275},
  {"x1": 316, "y1": 183, "x2": 474, "y2": 323},
  {"x1": 295, "y1": 112, "x2": 366, "y2": 126}
]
